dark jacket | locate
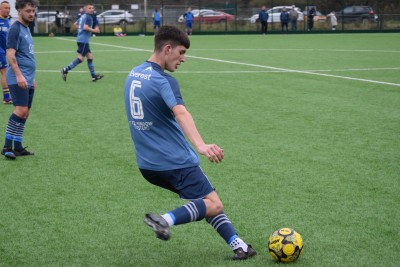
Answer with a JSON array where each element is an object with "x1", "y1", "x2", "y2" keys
[
  {"x1": 280, "y1": 11, "x2": 289, "y2": 23},
  {"x1": 259, "y1": 10, "x2": 269, "y2": 23}
]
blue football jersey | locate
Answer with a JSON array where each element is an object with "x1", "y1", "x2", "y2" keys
[
  {"x1": 6, "y1": 21, "x2": 36, "y2": 86},
  {"x1": 0, "y1": 16, "x2": 10, "y2": 54},
  {"x1": 77, "y1": 14, "x2": 93, "y2": 43},
  {"x1": 124, "y1": 61, "x2": 200, "y2": 171}
]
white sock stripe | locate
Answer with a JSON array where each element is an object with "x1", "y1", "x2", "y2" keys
[
  {"x1": 183, "y1": 202, "x2": 200, "y2": 221},
  {"x1": 208, "y1": 213, "x2": 225, "y2": 225},
  {"x1": 183, "y1": 205, "x2": 194, "y2": 221},
  {"x1": 5, "y1": 130, "x2": 24, "y2": 137},
  {"x1": 209, "y1": 214, "x2": 230, "y2": 228},
  {"x1": 213, "y1": 219, "x2": 231, "y2": 231},
  {"x1": 187, "y1": 202, "x2": 199, "y2": 220},
  {"x1": 9, "y1": 119, "x2": 25, "y2": 127}
]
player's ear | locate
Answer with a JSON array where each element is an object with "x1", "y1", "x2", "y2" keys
[{"x1": 164, "y1": 44, "x2": 172, "y2": 55}]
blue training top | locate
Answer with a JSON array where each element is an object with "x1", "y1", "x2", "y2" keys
[
  {"x1": 0, "y1": 16, "x2": 10, "y2": 54},
  {"x1": 6, "y1": 21, "x2": 35, "y2": 86},
  {"x1": 77, "y1": 13, "x2": 93, "y2": 43},
  {"x1": 124, "y1": 61, "x2": 200, "y2": 171},
  {"x1": 183, "y1": 11, "x2": 194, "y2": 22}
]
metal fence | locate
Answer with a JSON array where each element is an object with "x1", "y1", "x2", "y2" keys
[{"x1": 35, "y1": 1, "x2": 400, "y2": 35}]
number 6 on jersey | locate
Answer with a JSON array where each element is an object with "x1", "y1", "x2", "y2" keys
[{"x1": 130, "y1": 80, "x2": 144, "y2": 119}]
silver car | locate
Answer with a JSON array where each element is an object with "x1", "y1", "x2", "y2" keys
[{"x1": 97, "y1": 10, "x2": 135, "y2": 25}]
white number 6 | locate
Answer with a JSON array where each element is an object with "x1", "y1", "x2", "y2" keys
[{"x1": 130, "y1": 80, "x2": 144, "y2": 119}]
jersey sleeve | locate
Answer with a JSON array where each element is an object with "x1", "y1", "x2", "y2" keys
[
  {"x1": 160, "y1": 76, "x2": 185, "y2": 109},
  {"x1": 6, "y1": 23, "x2": 20, "y2": 50}
]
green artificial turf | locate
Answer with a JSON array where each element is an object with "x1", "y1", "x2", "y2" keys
[{"x1": 0, "y1": 33, "x2": 399, "y2": 266}]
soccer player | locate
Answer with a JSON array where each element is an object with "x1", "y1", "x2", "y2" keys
[
  {"x1": 152, "y1": 8, "x2": 161, "y2": 33},
  {"x1": 1, "y1": 0, "x2": 38, "y2": 160},
  {"x1": 61, "y1": 3, "x2": 103, "y2": 82},
  {"x1": 124, "y1": 25, "x2": 257, "y2": 260},
  {"x1": 183, "y1": 7, "x2": 194, "y2": 35},
  {"x1": 0, "y1": 0, "x2": 11, "y2": 104}
]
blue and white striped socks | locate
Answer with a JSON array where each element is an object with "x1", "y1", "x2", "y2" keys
[{"x1": 4, "y1": 113, "x2": 26, "y2": 150}]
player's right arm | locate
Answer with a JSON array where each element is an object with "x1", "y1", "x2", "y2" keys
[
  {"x1": 173, "y1": 104, "x2": 224, "y2": 163},
  {"x1": 6, "y1": 48, "x2": 27, "y2": 89}
]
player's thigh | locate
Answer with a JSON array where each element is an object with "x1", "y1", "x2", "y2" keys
[
  {"x1": 9, "y1": 84, "x2": 35, "y2": 108},
  {"x1": 140, "y1": 166, "x2": 215, "y2": 200},
  {"x1": 77, "y1": 42, "x2": 91, "y2": 57}
]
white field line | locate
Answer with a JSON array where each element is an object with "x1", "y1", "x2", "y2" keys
[{"x1": 53, "y1": 37, "x2": 400, "y2": 87}]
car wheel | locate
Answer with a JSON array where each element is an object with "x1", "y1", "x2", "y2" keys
[{"x1": 119, "y1": 19, "x2": 127, "y2": 26}]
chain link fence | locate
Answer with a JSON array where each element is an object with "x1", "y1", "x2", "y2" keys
[{"x1": 35, "y1": 1, "x2": 400, "y2": 35}]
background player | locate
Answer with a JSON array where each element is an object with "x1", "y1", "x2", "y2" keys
[
  {"x1": 183, "y1": 7, "x2": 193, "y2": 35},
  {"x1": 124, "y1": 25, "x2": 256, "y2": 260},
  {"x1": 0, "y1": 0, "x2": 11, "y2": 104},
  {"x1": 61, "y1": 3, "x2": 103, "y2": 82},
  {"x1": 1, "y1": 0, "x2": 38, "y2": 160}
]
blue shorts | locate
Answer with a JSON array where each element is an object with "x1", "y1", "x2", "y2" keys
[
  {"x1": 140, "y1": 166, "x2": 215, "y2": 200},
  {"x1": 153, "y1": 21, "x2": 161, "y2": 29},
  {"x1": 77, "y1": 42, "x2": 91, "y2": 57},
  {"x1": 9, "y1": 84, "x2": 35, "y2": 107},
  {"x1": 186, "y1": 21, "x2": 193, "y2": 29},
  {"x1": 0, "y1": 53, "x2": 7, "y2": 69}
]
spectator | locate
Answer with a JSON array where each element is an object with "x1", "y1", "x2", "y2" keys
[
  {"x1": 113, "y1": 25, "x2": 126, "y2": 36},
  {"x1": 64, "y1": 10, "x2": 72, "y2": 34},
  {"x1": 308, "y1": 7, "x2": 316, "y2": 31},
  {"x1": 327, "y1": 11, "x2": 337, "y2": 31},
  {"x1": 76, "y1": 7, "x2": 84, "y2": 21},
  {"x1": 258, "y1": 5, "x2": 269, "y2": 35},
  {"x1": 280, "y1": 7, "x2": 289, "y2": 33},
  {"x1": 55, "y1": 10, "x2": 61, "y2": 33},
  {"x1": 289, "y1": 6, "x2": 298, "y2": 31}
]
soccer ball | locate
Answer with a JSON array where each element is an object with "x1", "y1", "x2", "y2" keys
[{"x1": 268, "y1": 228, "x2": 303, "y2": 262}]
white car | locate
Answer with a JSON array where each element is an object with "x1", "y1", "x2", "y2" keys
[
  {"x1": 97, "y1": 10, "x2": 135, "y2": 25},
  {"x1": 36, "y1": 11, "x2": 64, "y2": 23},
  {"x1": 250, "y1": 6, "x2": 304, "y2": 23},
  {"x1": 178, "y1": 9, "x2": 213, "y2": 23}
]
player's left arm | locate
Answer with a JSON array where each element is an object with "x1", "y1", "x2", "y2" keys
[{"x1": 173, "y1": 104, "x2": 224, "y2": 163}]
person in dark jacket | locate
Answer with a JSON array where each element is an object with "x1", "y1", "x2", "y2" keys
[
  {"x1": 280, "y1": 7, "x2": 289, "y2": 33},
  {"x1": 259, "y1": 5, "x2": 269, "y2": 35},
  {"x1": 308, "y1": 7, "x2": 316, "y2": 31}
]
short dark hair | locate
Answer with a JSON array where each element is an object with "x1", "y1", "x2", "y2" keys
[
  {"x1": 15, "y1": 0, "x2": 39, "y2": 10},
  {"x1": 154, "y1": 25, "x2": 190, "y2": 52}
]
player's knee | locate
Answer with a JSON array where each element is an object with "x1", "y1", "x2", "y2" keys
[{"x1": 210, "y1": 199, "x2": 224, "y2": 215}]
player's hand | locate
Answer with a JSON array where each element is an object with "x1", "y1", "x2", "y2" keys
[
  {"x1": 197, "y1": 144, "x2": 224, "y2": 163},
  {"x1": 16, "y1": 75, "x2": 28, "y2": 89}
]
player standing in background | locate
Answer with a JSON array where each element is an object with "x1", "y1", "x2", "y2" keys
[
  {"x1": 152, "y1": 7, "x2": 161, "y2": 33},
  {"x1": 0, "y1": 1, "x2": 11, "y2": 104},
  {"x1": 183, "y1": 7, "x2": 193, "y2": 35},
  {"x1": 1, "y1": 0, "x2": 38, "y2": 160},
  {"x1": 61, "y1": 3, "x2": 103, "y2": 82},
  {"x1": 124, "y1": 25, "x2": 257, "y2": 260}
]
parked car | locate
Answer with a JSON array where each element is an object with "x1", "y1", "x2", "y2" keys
[
  {"x1": 250, "y1": 6, "x2": 304, "y2": 24},
  {"x1": 336, "y1": 6, "x2": 378, "y2": 24},
  {"x1": 178, "y1": 9, "x2": 213, "y2": 23},
  {"x1": 303, "y1": 10, "x2": 327, "y2": 22},
  {"x1": 97, "y1": 10, "x2": 135, "y2": 25},
  {"x1": 195, "y1": 10, "x2": 234, "y2": 23},
  {"x1": 178, "y1": 9, "x2": 234, "y2": 23},
  {"x1": 36, "y1": 11, "x2": 64, "y2": 23}
]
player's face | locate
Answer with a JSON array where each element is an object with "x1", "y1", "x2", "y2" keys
[
  {"x1": 165, "y1": 45, "x2": 186, "y2": 72},
  {"x1": 0, "y1": 3, "x2": 11, "y2": 18},
  {"x1": 18, "y1": 3, "x2": 36, "y2": 25},
  {"x1": 85, "y1": 5, "x2": 94, "y2": 15}
]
